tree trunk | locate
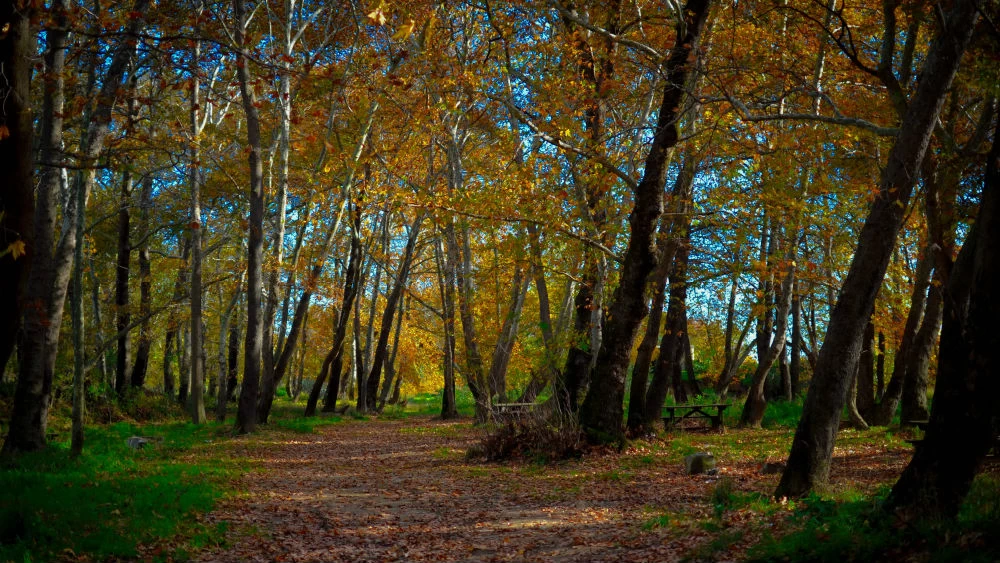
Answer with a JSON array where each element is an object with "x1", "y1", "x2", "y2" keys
[
  {"x1": 683, "y1": 324, "x2": 699, "y2": 396},
  {"x1": 351, "y1": 211, "x2": 387, "y2": 413},
  {"x1": 305, "y1": 205, "x2": 362, "y2": 417},
  {"x1": 2, "y1": 0, "x2": 67, "y2": 455},
  {"x1": 131, "y1": 176, "x2": 153, "y2": 388},
  {"x1": 885, "y1": 111, "x2": 1000, "y2": 521},
  {"x1": 260, "y1": 191, "x2": 356, "y2": 422},
  {"x1": 366, "y1": 215, "x2": 423, "y2": 412},
  {"x1": 715, "y1": 271, "x2": 754, "y2": 397},
  {"x1": 164, "y1": 330, "x2": 176, "y2": 398},
  {"x1": 577, "y1": 0, "x2": 711, "y2": 443},
  {"x1": 4, "y1": 0, "x2": 149, "y2": 454},
  {"x1": 436, "y1": 236, "x2": 458, "y2": 419},
  {"x1": 114, "y1": 170, "x2": 133, "y2": 399},
  {"x1": 179, "y1": 328, "x2": 190, "y2": 404},
  {"x1": 627, "y1": 273, "x2": 668, "y2": 433},
  {"x1": 643, "y1": 227, "x2": 691, "y2": 430},
  {"x1": 741, "y1": 257, "x2": 795, "y2": 428},
  {"x1": 0, "y1": 0, "x2": 34, "y2": 380},
  {"x1": 446, "y1": 218, "x2": 488, "y2": 421},
  {"x1": 776, "y1": 0, "x2": 978, "y2": 497},
  {"x1": 378, "y1": 296, "x2": 407, "y2": 410},
  {"x1": 216, "y1": 281, "x2": 242, "y2": 422},
  {"x1": 790, "y1": 283, "x2": 801, "y2": 397},
  {"x1": 487, "y1": 260, "x2": 530, "y2": 402},
  {"x1": 856, "y1": 320, "x2": 876, "y2": 419},
  {"x1": 846, "y1": 363, "x2": 870, "y2": 429},
  {"x1": 626, "y1": 159, "x2": 691, "y2": 432},
  {"x1": 188, "y1": 32, "x2": 206, "y2": 424},
  {"x1": 164, "y1": 236, "x2": 191, "y2": 399},
  {"x1": 867, "y1": 240, "x2": 934, "y2": 426},
  {"x1": 235, "y1": 0, "x2": 266, "y2": 435},
  {"x1": 875, "y1": 331, "x2": 885, "y2": 401},
  {"x1": 227, "y1": 304, "x2": 240, "y2": 402},
  {"x1": 900, "y1": 275, "x2": 943, "y2": 424}
]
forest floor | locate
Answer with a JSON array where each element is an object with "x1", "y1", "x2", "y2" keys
[{"x1": 182, "y1": 415, "x2": 917, "y2": 563}]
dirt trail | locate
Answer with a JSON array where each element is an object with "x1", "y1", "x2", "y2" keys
[{"x1": 192, "y1": 417, "x2": 909, "y2": 563}]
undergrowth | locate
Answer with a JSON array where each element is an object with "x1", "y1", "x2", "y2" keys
[
  {"x1": 748, "y1": 475, "x2": 1000, "y2": 562},
  {"x1": 0, "y1": 420, "x2": 238, "y2": 562},
  {"x1": 469, "y1": 417, "x2": 585, "y2": 464}
]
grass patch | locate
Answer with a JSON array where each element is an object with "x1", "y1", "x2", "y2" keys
[
  {"x1": 0, "y1": 421, "x2": 239, "y2": 562},
  {"x1": 748, "y1": 476, "x2": 1000, "y2": 562},
  {"x1": 642, "y1": 513, "x2": 673, "y2": 531}
]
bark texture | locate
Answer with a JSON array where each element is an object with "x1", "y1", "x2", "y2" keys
[{"x1": 776, "y1": 0, "x2": 979, "y2": 497}]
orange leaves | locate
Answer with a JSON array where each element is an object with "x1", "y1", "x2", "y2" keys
[{"x1": 367, "y1": 3, "x2": 388, "y2": 26}]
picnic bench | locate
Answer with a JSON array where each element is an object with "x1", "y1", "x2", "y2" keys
[
  {"x1": 490, "y1": 402, "x2": 538, "y2": 422},
  {"x1": 662, "y1": 403, "x2": 730, "y2": 430},
  {"x1": 904, "y1": 420, "x2": 1000, "y2": 457}
]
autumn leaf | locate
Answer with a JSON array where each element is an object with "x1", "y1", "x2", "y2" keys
[
  {"x1": 367, "y1": 3, "x2": 387, "y2": 26},
  {"x1": 392, "y1": 18, "x2": 416, "y2": 41},
  {"x1": 0, "y1": 124, "x2": 10, "y2": 140},
  {"x1": 3, "y1": 239, "x2": 26, "y2": 260}
]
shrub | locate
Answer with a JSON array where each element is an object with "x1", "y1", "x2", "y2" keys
[{"x1": 470, "y1": 415, "x2": 584, "y2": 464}]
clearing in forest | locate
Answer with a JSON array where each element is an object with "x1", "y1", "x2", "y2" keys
[{"x1": 188, "y1": 416, "x2": 913, "y2": 563}]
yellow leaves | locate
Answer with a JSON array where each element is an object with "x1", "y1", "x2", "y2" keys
[
  {"x1": 367, "y1": 2, "x2": 388, "y2": 26},
  {"x1": 392, "y1": 18, "x2": 416, "y2": 41},
  {"x1": 2, "y1": 239, "x2": 26, "y2": 260}
]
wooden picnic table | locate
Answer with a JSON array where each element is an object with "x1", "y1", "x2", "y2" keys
[
  {"x1": 490, "y1": 402, "x2": 538, "y2": 421},
  {"x1": 662, "y1": 403, "x2": 730, "y2": 430}
]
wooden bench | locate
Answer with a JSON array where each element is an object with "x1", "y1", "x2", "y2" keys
[
  {"x1": 490, "y1": 402, "x2": 538, "y2": 422},
  {"x1": 904, "y1": 420, "x2": 1000, "y2": 457},
  {"x1": 662, "y1": 403, "x2": 730, "y2": 430}
]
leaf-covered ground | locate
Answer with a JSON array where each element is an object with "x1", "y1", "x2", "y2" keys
[{"x1": 187, "y1": 416, "x2": 919, "y2": 562}]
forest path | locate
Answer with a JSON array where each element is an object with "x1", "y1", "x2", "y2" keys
[{"x1": 191, "y1": 416, "x2": 907, "y2": 563}]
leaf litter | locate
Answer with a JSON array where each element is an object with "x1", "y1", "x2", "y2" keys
[{"x1": 186, "y1": 417, "x2": 919, "y2": 563}]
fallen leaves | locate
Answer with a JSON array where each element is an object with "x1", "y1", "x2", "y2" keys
[{"x1": 185, "y1": 418, "x2": 922, "y2": 562}]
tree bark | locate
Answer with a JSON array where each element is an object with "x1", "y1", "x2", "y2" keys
[
  {"x1": 436, "y1": 235, "x2": 459, "y2": 419},
  {"x1": 867, "y1": 240, "x2": 934, "y2": 426},
  {"x1": 234, "y1": 0, "x2": 266, "y2": 435},
  {"x1": 188, "y1": 26, "x2": 206, "y2": 424},
  {"x1": 131, "y1": 176, "x2": 154, "y2": 388},
  {"x1": 4, "y1": 0, "x2": 149, "y2": 454},
  {"x1": 856, "y1": 321, "x2": 876, "y2": 419},
  {"x1": 0, "y1": 0, "x2": 34, "y2": 380},
  {"x1": 642, "y1": 225, "x2": 691, "y2": 429},
  {"x1": 578, "y1": 0, "x2": 711, "y2": 443},
  {"x1": 790, "y1": 282, "x2": 801, "y2": 397},
  {"x1": 741, "y1": 256, "x2": 795, "y2": 428},
  {"x1": 378, "y1": 296, "x2": 407, "y2": 410},
  {"x1": 487, "y1": 260, "x2": 530, "y2": 402},
  {"x1": 900, "y1": 274, "x2": 942, "y2": 424},
  {"x1": 305, "y1": 204, "x2": 362, "y2": 417},
  {"x1": 776, "y1": 0, "x2": 979, "y2": 497},
  {"x1": 885, "y1": 111, "x2": 1000, "y2": 521},
  {"x1": 114, "y1": 173, "x2": 134, "y2": 398}
]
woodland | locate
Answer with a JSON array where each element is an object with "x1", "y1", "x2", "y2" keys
[{"x1": 1, "y1": 0, "x2": 1000, "y2": 561}]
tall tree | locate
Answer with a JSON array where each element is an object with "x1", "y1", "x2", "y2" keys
[
  {"x1": 4, "y1": 0, "x2": 151, "y2": 454},
  {"x1": 234, "y1": 0, "x2": 267, "y2": 435},
  {"x1": 0, "y1": 0, "x2": 34, "y2": 379},
  {"x1": 776, "y1": 0, "x2": 980, "y2": 497},
  {"x1": 577, "y1": 0, "x2": 712, "y2": 443}
]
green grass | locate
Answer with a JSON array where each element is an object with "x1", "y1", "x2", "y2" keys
[
  {"x1": 0, "y1": 420, "x2": 240, "y2": 562},
  {"x1": 407, "y1": 388, "x2": 478, "y2": 417},
  {"x1": 747, "y1": 476, "x2": 1000, "y2": 562}
]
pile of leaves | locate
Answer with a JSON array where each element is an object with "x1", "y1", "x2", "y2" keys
[{"x1": 468, "y1": 417, "x2": 586, "y2": 463}]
